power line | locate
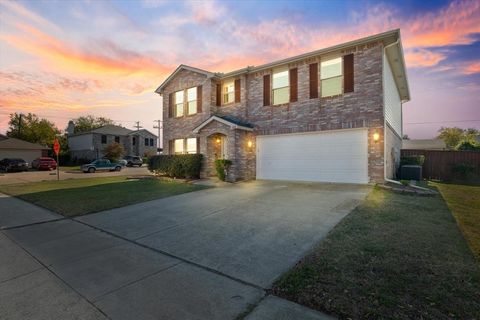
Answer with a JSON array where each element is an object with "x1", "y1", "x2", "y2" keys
[{"x1": 405, "y1": 119, "x2": 480, "y2": 125}]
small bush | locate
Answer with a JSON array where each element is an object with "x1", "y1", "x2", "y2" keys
[
  {"x1": 455, "y1": 140, "x2": 480, "y2": 151},
  {"x1": 215, "y1": 159, "x2": 232, "y2": 181},
  {"x1": 148, "y1": 154, "x2": 203, "y2": 179},
  {"x1": 400, "y1": 155, "x2": 425, "y2": 166}
]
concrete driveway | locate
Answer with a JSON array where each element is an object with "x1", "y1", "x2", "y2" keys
[
  {"x1": 1, "y1": 180, "x2": 369, "y2": 319},
  {"x1": 0, "y1": 166, "x2": 150, "y2": 185}
]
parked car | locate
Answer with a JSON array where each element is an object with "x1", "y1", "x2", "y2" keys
[
  {"x1": 81, "y1": 159, "x2": 122, "y2": 173},
  {"x1": 32, "y1": 157, "x2": 57, "y2": 170},
  {"x1": 101, "y1": 158, "x2": 127, "y2": 167},
  {"x1": 123, "y1": 155, "x2": 143, "y2": 167},
  {"x1": 0, "y1": 158, "x2": 29, "y2": 172}
]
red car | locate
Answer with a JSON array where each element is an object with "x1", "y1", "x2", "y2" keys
[{"x1": 32, "y1": 157, "x2": 57, "y2": 170}]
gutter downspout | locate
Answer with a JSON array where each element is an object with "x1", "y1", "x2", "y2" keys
[{"x1": 383, "y1": 39, "x2": 402, "y2": 185}]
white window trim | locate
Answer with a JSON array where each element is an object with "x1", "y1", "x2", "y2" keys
[
  {"x1": 320, "y1": 56, "x2": 343, "y2": 98},
  {"x1": 187, "y1": 87, "x2": 197, "y2": 115},
  {"x1": 174, "y1": 90, "x2": 184, "y2": 117},
  {"x1": 272, "y1": 68, "x2": 290, "y2": 105},
  {"x1": 222, "y1": 81, "x2": 234, "y2": 105}
]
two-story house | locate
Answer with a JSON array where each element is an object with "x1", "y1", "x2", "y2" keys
[
  {"x1": 156, "y1": 29, "x2": 409, "y2": 184},
  {"x1": 67, "y1": 122, "x2": 158, "y2": 161}
]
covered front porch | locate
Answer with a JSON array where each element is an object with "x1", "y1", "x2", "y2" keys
[{"x1": 193, "y1": 116, "x2": 256, "y2": 182}]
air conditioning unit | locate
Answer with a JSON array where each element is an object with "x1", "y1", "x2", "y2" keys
[{"x1": 401, "y1": 165, "x2": 422, "y2": 181}]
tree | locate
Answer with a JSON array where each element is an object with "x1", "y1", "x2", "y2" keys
[
  {"x1": 103, "y1": 142, "x2": 125, "y2": 161},
  {"x1": 437, "y1": 127, "x2": 467, "y2": 149},
  {"x1": 72, "y1": 115, "x2": 115, "y2": 134},
  {"x1": 7, "y1": 113, "x2": 60, "y2": 147}
]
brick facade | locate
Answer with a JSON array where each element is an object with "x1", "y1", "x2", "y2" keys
[{"x1": 161, "y1": 41, "x2": 393, "y2": 183}]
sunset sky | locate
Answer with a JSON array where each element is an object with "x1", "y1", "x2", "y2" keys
[{"x1": 1, "y1": 0, "x2": 479, "y2": 139}]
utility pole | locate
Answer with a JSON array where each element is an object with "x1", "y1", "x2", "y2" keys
[
  {"x1": 153, "y1": 120, "x2": 162, "y2": 151},
  {"x1": 133, "y1": 121, "x2": 142, "y2": 131}
]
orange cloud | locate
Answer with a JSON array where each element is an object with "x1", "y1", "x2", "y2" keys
[
  {"x1": 404, "y1": 49, "x2": 447, "y2": 68},
  {"x1": 1, "y1": 23, "x2": 170, "y2": 77},
  {"x1": 462, "y1": 61, "x2": 480, "y2": 75}
]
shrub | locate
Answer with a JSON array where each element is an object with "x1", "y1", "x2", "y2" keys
[
  {"x1": 452, "y1": 163, "x2": 476, "y2": 177},
  {"x1": 103, "y1": 142, "x2": 125, "y2": 162},
  {"x1": 455, "y1": 140, "x2": 480, "y2": 151},
  {"x1": 215, "y1": 159, "x2": 232, "y2": 181},
  {"x1": 148, "y1": 154, "x2": 203, "y2": 179},
  {"x1": 400, "y1": 155, "x2": 425, "y2": 166}
]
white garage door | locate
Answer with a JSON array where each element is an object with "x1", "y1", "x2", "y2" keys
[{"x1": 256, "y1": 129, "x2": 369, "y2": 184}]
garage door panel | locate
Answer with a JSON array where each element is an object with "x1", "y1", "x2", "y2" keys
[{"x1": 256, "y1": 130, "x2": 368, "y2": 184}]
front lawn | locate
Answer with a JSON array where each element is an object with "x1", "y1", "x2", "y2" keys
[
  {"x1": 273, "y1": 187, "x2": 480, "y2": 319},
  {"x1": 434, "y1": 182, "x2": 480, "y2": 262},
  {"x1": 0, "y1": 177, "x2": 208, "y2": 217}
]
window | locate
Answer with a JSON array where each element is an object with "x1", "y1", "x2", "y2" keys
[
  {"x1": 132, "y1": 137, "x2": 136, "y2": 145},
  {"x1": 222, "y1": 82, "x2": 234, "y2": 104},
  {"x1": 101, "y1": 135, "x2": 107, "y2": 144},
  {"x1": 186, "y1": 138, "x2": 197, "y2": 154},
  {"x1": 150, "y1": 138, "x2": 154, "y2": 146},
  {"x1": 272, "y1": 68, "x2": 289, "y2": 105},
  {"x1": 321, "y1": 57, "x2": 342, "y2": 97},
  {"x1": 187, "y1": 87, "x2": 197, "y2": 115},
  {"x1": 115, "y1": 136, "x2": 120, "y2": 143},
  {"x1": 174, "y1": 90, "x2": 184, "y2": 117},
  {"x1": 145, "y1": 138, "x2": 149, "y2": 146},
  {"x1": 174, "y1": 139, "x2": 184, "y2": 154}
]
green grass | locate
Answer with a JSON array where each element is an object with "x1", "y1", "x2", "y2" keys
[
  {"x1": 434, "y1": 182, "x2": 480, "y2": 263},
  {"x1": 0, "y1": 177, "x2": 208, "y2": 217},
  {"x1": 273, "y1": 187, "x2": 480, "y2": 319}
]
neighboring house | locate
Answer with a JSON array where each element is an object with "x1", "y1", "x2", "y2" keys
[
  {"x1": 156, "y1": 29, "x2": 410, "y2": 183},
  {"x1": 402, "y1": 139, "x2": 446, "y2": 150},
  {"x1": 0, "y1": 134, "x2": 48, "y2": 164},
  {"x1": 67, "y1": 122, "x2": 157, "y2": 161}
]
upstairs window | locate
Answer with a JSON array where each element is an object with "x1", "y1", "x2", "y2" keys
[
  {"x1": 114, "y1": 136, "x2": 120, "y2": 143},
  {"x1": 150, "y1": 138, "x2": 154, "y2": 146},
  {"x1": 174, "y1": 139, "x2": 184, "y2": 154},
  {"x1": 321, "y1": 57, "x2": 342, "y2": 97},
  {"x1": 223, "y1": 82, "x2": 234, "y2": 104},
  {"x1": 132, "y1": 137, "x2": 136, "y2": 145},
  {"x1": 272, "y1": 68, "x2": 289, "y2": 105},
  {"x1": 187, "y1": 87, "x2": 197, "y2": 115},
  {"x1": 186, "y1": 138, "x2": 197, "y2": 154},
  {"x1": 145, "y1": 138, "x2": 149, "y2": 146},
  {"x1": 101, "y1": 135, "x2": 107, "y2": 144},
  {"x1": 174, "y1": 90, "x2": 184, "y2": 117}
]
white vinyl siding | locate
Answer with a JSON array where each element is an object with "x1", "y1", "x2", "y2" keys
[
  {"x1": 256, "y1": 129, "x2": 368, "y2": 184},
  {"x1": 384, "y1": 53, "x2": 402, "y2": 137}
]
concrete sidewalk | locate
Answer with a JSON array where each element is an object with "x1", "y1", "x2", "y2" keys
[
  {"x1": 0, "y1": 193, "x2": 62, "y2": 229},
  {"x1": 0, "y1": 181, "x2": 351, "y2": 319}
]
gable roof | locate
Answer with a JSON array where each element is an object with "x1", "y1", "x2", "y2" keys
[
  {"x1": 0, "y1": 137, "x2": 48, "y2": 150},
  {"x1": 192, "y1": 115, "x2": 254, "y2": 134},
  {"x1": 70, "y1": 125, "x2": 133, "y2": 137},
  {"x1": 155, "y1": 29, "x2": 410, "y2": 101},
  {"x1": 155, "y1": 65, "x2": 217, "y2": 94},
  {"x1": 402, "y1": 139, "x2": 447, "y2": 150},
  {"x1": 128, "y1": 129, "x2": 158, "y2": 138}
]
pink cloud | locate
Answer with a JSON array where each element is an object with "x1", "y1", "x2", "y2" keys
[
  {"x1": 462, "y1": 61, "x2": 480, "y2": 75},
  {"x1": 404, "y1": 49, "x2": 447, "y2": 68}
]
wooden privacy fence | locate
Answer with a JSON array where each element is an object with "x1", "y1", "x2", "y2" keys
[{"x1": 401, "y1": 149, "x2": 480, "y2": 181}]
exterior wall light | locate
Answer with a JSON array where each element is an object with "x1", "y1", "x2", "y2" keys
[
  {"x1": 247, "y1": 140, "x2": 253, "y2": 148},
  {"x1": 373, "y1": 132, "x2": 380, "y2": 142},
  {"x1": 215, "y1": 138, "x2": 221, "y2": 144}
]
